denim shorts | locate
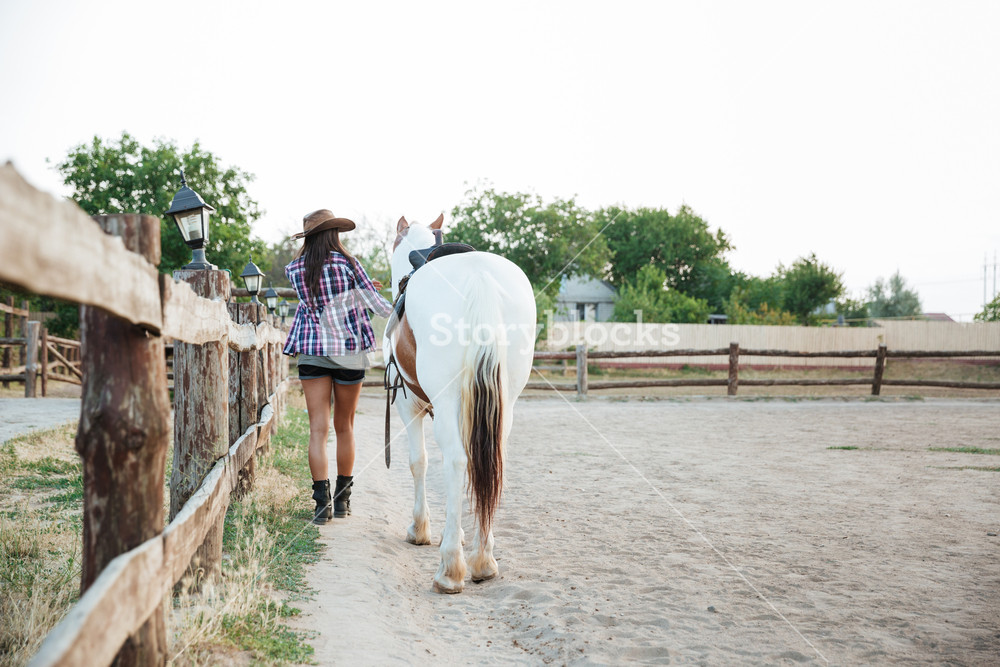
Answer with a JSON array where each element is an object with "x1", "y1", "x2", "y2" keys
[{"x1": 297, "y1": 354, "x2": 367, "y2": 385}]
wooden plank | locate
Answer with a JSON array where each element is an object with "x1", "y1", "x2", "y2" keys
[
  {"x1": 28, "y1": 537, "x2": 166, "y2": 667},
  {"x1": 227, "y1": 426, "x2": 259, "y2": 482},
  {"x1": 881, "y1": 379, "x2": 1000, "y2": 389},
  {"x1": 587, "y1": 379, "x2": 730, "y2": 389},
  {"x1": 576, "y1": 346, "x2": 588, "y2": 397},
  {"x1": 41, "y1": 327, "x2": 48, "y2": 396},
  {"x1": 885, "y1": 350, "x2": 1000, "y2": 358},
  {"x1": 232, "y1": 286, "x2": 297, "y2": 299},
  {"x1": 0, "y1": 301, "x2": 31, "y2": 317},
  {"x1": 737, "y1": 348, "x2": 880, "y2": 358},
  {"x1": 532, "y1": 351, "x2": 575, "y2": 360},
  {"x1": 524, "y1": 381, "x2": 578, "y2": 391},
  {"x1": 0, "y1": 166, "x2": 163, "y2": 330},
  {"x1": 872, "y1": 344, "x2": 887, "y2": 396},
  {"x1": 161, "y1": 460, "x2": 231, "y2": 585},
  {"x1": 740, "y1": 379, "x2": 872, "y2": 386},
  {"x1": 0, "y1": 337, "x2": 27, "y2": 345},
  {"x1": 46, "y1": 344, "x2": 82, "y2": 379},
  {"x1": 2, "y1": 297, "x2": 11, "y2": 389},
  {"x1": 160, "y1": 274, "x2": 231, "y2": 345},
  {"x1": 46, "y1": 372, "x2": 82, "y2": 386},
  {"x1": 46, "y1": 334, "x2": 80, "y2": 347},
  {"x1": 0, "y1": 374, "x2": 25, "y2": 382},
  {"x1": 587, "y1": 348, "x2": 732, "y2": 359}
]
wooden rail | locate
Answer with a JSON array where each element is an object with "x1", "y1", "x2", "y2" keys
[
  {"x1": 1, "y1": 163, "x2": 291, "y2": 666},
  {"x1": 527, "y1": 345, "x2": 1000, "y2": 396}
]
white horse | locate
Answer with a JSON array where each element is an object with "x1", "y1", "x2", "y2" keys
[{"x1": 384, "y1": 215, "x2": 536, "y2": 593}]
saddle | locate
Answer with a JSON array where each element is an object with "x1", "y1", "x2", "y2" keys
[{"x1": 388, "y1": 234, "x2": 475, "y2": 334}]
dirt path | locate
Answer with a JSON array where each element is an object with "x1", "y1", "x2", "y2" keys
[
  {"x1": 290, "y1": 394, "x2": 1000, "y2": 665},
  {"x1": 0, "y1": 398, "x2": 80, "y2": 445}
]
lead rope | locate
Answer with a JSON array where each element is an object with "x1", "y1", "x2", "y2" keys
[{"x1": 383, "y1": 352, "x2": 407, "y2": 468}]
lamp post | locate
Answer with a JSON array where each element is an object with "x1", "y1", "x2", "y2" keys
[
  {"x1": 278, "y1": 299, "x2": 290, "y2": 325},
  {"x1": 165, "y1": 172, "x2": 217, "y2": 270},
  {"x1": 240, "y1": 256, "x2": 265, "y2": 304},
  {"x1": 263, "y1": 284, "x2": 279, "y2": 313}
]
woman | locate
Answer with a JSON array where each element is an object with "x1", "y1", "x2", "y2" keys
[{"x1": 283, "y1": 209, "x2": 393, "y2": 523}]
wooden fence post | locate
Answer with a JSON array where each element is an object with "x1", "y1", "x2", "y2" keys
[
  {"x1": 25, "y1": 321, "x2": 39, "y2": 398},
  {"x1": 872, "y1": 344, "x2": 887, "y2": 396},
  {"x1": 170, "y1": 269, "x2": 231, "y2": 590},
  {"x1": 2, "y1": 296, "x2": 11, "y2": 389},
  {"x1": 576, "y1": 346, "x2": 588, "y2": 398},
  {"x1": 76, "y1": 214, "x2": 169, "y2": 666},
  {"x1": 728, "y1": 342, "x2": 739, "y2": 396},
  {"x1": 41, "y1": 326, "x2": 48, "y2": 397},
  {"x1": 233, "y1": 302, "x2": 263, "y2": 497}
]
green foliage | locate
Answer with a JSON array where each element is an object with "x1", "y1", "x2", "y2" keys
[
  {"x1": 598, "y1": 204, "x2": 733, "y2": 309},
  {"x1": 835, "y1": 295, "x2": 870, "y2": 326},
  {"x1": 723, "y1": 286, "x2": 797, "y2": 325},
  {"x1": 612, "y1": 265, "x2": 711, "y2": 323},
  {"x1": 928, "y1": 446, "x2": 1000, "y2": 455},
  {"x1": 449, "y1": 185, "x2": 611, "y2": 299},
  {"x1": 974, "y1": 294, "x2": 1000, "y2": 322},
  {"x1": 866, "y1": 271, "x2": 922, "y2": 318},
  {"x1": 53, "y1": 131, "x2": 268, "y2": 279},
  {"x1": 219, "y1": 602, "x2": 313, "y2": 664},
  {"x1": 779, "y1": 253, "x2": 844, "y2": 324}
]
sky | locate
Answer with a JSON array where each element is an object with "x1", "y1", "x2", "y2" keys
[{"x1": 2, "y1": 0, "x2": 998, "y2": 320}]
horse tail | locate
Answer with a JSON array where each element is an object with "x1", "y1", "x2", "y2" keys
[{"x1": 459, "y1": 272, "x2": 508, "y2": 535}]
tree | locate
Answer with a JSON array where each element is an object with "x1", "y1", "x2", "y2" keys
[
  {"x1": 723, "y1": 285, "x2": 796, "y2": 325},
  {"x1": 779, "y1": 254, "x2": 844, "y2": 324},
  {"x1": 974, "y1": 294, "x2": 1000, "y2": 322},
  {"x1": 612, "y1": 265, "x2": 711, "y2": 323},
  {"x1": 449, "y1": 185, "x2": 610, "y2": 299},
  {"x1": 866, "y1": 272, "x2": 922, "y2": 318},
  {"x1": 598, "y1": 204, "x2": 733, "y2": 309},
  {"x1": 835, "y1": 295, "x2": 870, "y2": 326},
  {"x1": 53, "y1": 132, "x2": 268, "y2": 279}
]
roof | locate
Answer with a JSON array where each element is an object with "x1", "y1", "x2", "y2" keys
[{"x1": 922, "y1": 313, "x2": 955, "y2": 322}]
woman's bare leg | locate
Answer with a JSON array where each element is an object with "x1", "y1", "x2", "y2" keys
[
  {"x1": 332, "y1": 381, "x2": 363, "y2": 476},
  {"x1": 302, "y1": 376, "x2": 333, "y2": 481}
]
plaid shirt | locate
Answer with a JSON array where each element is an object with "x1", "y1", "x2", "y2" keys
[{"x1": 282, "y1": 253, "x2": 392, "y2": 357}]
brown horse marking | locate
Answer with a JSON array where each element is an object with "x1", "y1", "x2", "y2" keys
[{"x1": 395, "y1": 312, "x2": 432, "y2": 405}]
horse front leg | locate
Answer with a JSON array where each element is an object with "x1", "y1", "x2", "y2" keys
[
  {"x1": 432, "y1": 412, "x2": 467, "y2": 594},
  {"x1": 397, "y1": 396, "x2": 431, "y2": 545}
]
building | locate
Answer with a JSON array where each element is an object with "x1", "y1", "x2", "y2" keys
[{"x1": 554, "y1": 275, "x2": 618, "y2": 321}]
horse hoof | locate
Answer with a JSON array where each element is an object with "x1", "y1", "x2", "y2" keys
[
  {"x1": 471, "y1": 571, "x2": 497, "y2": 584},
  {"x1": 406, "y1": 533, "x2": 431, "y2": 546},
  {"x1": 432, "y1": 579, "x2": 464, "y2": 594}
]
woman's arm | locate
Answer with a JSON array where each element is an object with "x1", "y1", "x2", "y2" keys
[{"x1": 354, "y1": 262, "x2": 393, "y2": 317}]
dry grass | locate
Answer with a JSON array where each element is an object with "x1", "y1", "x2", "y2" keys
[
  {"x1": 0, "y1": 389, "x2": 319, "y2": 667},
  {"x1": 0, "y1": 424, "x2": 82, "y2": 667}
]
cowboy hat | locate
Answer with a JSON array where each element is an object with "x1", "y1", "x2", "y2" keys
[{"x1": 294, "y1": 209, "x2": 356, "y2": 238}]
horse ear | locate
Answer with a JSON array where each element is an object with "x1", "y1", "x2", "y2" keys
[
  {"x1": 397, "y1": 216, "x2": 409, "y2": 233},
  {"x1": 429, "y1": 214, "x2": 444, "y2": 230}
]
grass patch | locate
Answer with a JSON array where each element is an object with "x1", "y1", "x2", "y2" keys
[
  {"x1": 828, "y1": 446, "x2": 859, "y2": 450},
  {"x1": 0, "y1": 424, "x2": 83, "y2": 666},
  {"x1": 928, "y1": 446, "x2": 1000, "y2": 456},
  {"x1": 170, "y1": 389, "x2": 319, "y2": 665}
]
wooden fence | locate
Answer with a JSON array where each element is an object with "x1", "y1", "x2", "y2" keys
[
  {"x1": 1, "y1": 300, "x2": 83, "y2": 395},
  {"x1": 528, "y1": 344, "x2": 1000, "y2": 396},
  {"x1": 0, "y1": 163, "x2": 290, "y2": 666}
]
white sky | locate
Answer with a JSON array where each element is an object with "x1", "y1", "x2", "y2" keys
[{"x1": 2, "y1": 0, "x2": 998, "y2": 320}]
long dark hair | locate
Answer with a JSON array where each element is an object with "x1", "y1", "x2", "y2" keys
[{"x1": 296, "y1": 229, "x2": 358, "y2": 306}]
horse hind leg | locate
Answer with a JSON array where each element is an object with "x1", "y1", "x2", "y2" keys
[
  {"x1": 469, "y1": 526, "x2": 498, "y2": 582},
  {"x1": 398, "y1": 398, "x2": 431, "y2": 546}
]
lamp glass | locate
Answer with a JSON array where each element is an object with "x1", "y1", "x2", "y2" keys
[
  {"x1": 178, "y1": 212, "x2": 204, "y2": 243},
  {"x1": 243, "y1": 274, "x2": 262, "y2": 294},
  {"x1": 265, "y1": 293, "x2": 278, "y2": 310}
]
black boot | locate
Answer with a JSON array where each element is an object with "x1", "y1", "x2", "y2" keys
[
  {"x1": 312, "y1": 480, "x2": 332, "y2": 524},
  {"x1": 333, "y1": 475, "x2": 353, "y2": 518}
]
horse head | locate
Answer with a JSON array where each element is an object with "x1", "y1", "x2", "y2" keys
[{"x1": 390, "y1": 214, "x2": 443, "y2": 298}]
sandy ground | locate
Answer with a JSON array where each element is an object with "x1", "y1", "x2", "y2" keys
[
  {"x1": 0, "y1": 398, "x2": 80, "y2": 444},
  {"x1": 291, "y1": 393, "x2": 1000, "y2": 666}
]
